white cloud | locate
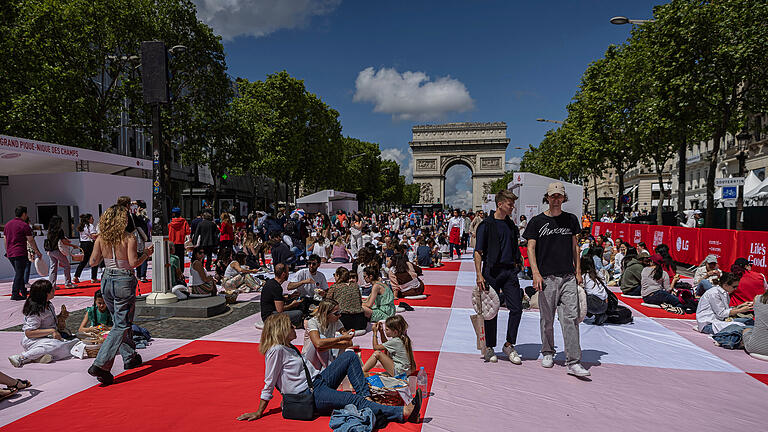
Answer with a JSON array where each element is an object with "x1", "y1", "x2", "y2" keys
[
  {"x1": 444, "y1": 164, "x2": 472, "y2": 209},
  {"x1": 353, "y1": 67, "x2": 475, "y2": 121},
  {"x1": 193, "y1": 0, "x2": 342, "y2": 41},
  {"x1": 380, "y1": 147, "x2": 413, "y2": 182},
  {"x1": 506, "y1": 156, "x2": 522, "y2": 171}
]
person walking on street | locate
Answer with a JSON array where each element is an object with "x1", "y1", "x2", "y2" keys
[
  {"x1": 86, "y1": 205, "x2": 154, "y2": 385},
  {"x1": 4, "y1": 206, "x2": 43, "y2": 300},
  {"x1": 74, "y1": 214, "x2": 99, "y2": 284},
  {"x1": 474, "y1": 190, "x2": 524, "y2": 365},
  {"x1": 523, "y1": 182, "x2": 590, "y2": 377}
]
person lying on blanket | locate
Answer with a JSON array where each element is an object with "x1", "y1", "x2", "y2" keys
[
  {"x1": 237, "y1": 313, "x2": 422, "y2": 423},
  {"x1": 696, "y1": 272, "x2": 753, "y2": 334}
]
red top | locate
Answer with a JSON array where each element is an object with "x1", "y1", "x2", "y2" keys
[
  {"x1": 730, "y1": 270, "x2": 767, "y2": 306},
  {"x1": 3, "y1": 218, "x2": 33, "y2": 258},
  {"x1": 167, "y1": 217, "x2": 190, "y2": 245},
  {"x1": 219, "y1": 222, "x2": 234, "y2": 241}
]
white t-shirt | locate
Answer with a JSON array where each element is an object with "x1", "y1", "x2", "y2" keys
[
  {"x1": 583, "y1": 273, "x2": 608, "y2": 301},
  {"x1": 304, "y1": 317, "x2": 344, "y2": 370},
  {"x1": 291, "y1": 268, "x2": 328, "y2": 299},
  {"x1": 79, "y1": 223, "x2": 97, "y2": 242}
]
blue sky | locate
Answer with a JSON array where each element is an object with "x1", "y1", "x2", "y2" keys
[{"x1": 194, "y1": 0, "x2": 664, "y2": 208}]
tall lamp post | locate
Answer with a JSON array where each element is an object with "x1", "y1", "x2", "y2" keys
[
  {"x1": 141, "y1": 40, "x2": 178, "y2": 304},
  {"x1": 735, "y1": 129, "x2": 751, "y2": 230}
]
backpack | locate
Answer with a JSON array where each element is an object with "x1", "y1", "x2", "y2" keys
[
  {"x1": 675, "y1": 281, "x2": 698, "y2": 314},
  {"x1": 605, "y1": 288, "x2": 634, "y2": 324}
]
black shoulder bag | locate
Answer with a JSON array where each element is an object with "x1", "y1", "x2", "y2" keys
[{"x1": 281, "y1": 345, "x2": 316, "y2": 421}]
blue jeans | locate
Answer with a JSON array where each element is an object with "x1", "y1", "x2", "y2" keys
[
  {"x1": 643, "y1": 290, "x2": 681, "y2": 307},
  {"x1": 136, "y1": 260, "x2": 148, "y2": 279},
  {"x1": 483, "y1": 266, "x2": 522, "y2": 347},
  {"x1": 312, "y1": 351, "x2": 403, "y2": 422},
  {"x1": 290, "y1": 246, "x2": 305, "y2": 264},
  {"x1": 93, "y1": 268, "x2": 138, "y2": 371},
  {"x1": 696, "y1": 279, "x2": 713, "y2": 296},
  {"x1": 8, "y1": 255, "x2": 29, "y2": 298}
]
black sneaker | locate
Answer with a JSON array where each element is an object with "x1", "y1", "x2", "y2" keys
[
  {"x1": 399, "y1": 302, "x2": 415, "y2": 312},
  {"x1": 124, "y1": 354, "x2": 143, "y2": 370},
  {"x1": 88, "y1": 365, "x2": 114, "y2": 385}
]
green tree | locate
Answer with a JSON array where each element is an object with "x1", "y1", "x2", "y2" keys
[
  {"x1": 402, "y1": 183, "x2": 420, "y2": 205},
  {"x1": 649, "y1": 0, "x2": 768, "y2": 227}
]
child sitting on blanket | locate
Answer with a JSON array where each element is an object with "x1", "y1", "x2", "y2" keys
[
  {"x1": 9, "y1": 280, "x2": 78, "y2": 368},
  {"x1": 78, "y1": 289, "x2": 113, "y2": 333},
  {"x1": 363, "y1": 315, "x2": 416, "y2": 377}
]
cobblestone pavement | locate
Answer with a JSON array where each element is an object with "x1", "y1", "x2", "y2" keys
[{"x1": 1, "y1": 299, "x2": 261, "y2": 340}]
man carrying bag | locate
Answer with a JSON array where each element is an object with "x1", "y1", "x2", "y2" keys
[{"x1": 474, "y1": 190, "x2": 524, "y2": 365}]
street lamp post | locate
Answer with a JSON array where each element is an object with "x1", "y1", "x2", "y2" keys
[{"x1": 736, "y1": 129, "x2": 751, "y2": 230}]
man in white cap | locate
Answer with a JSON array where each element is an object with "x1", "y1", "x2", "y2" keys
[
  {"x1": 522, "y1": 181, "x2": 590, "y2": 377},
  {"x1": 693, "y1": 254, "x2": 722, "y2": 296}
]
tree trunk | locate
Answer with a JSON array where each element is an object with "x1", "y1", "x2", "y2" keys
[
  {"x1": 593, "y1": 175, "x2": 598, "y2": 216},
  {"x1": 705, "y1": 131, "x2": 723, "y2": 228},
  {"x1": 616, "y1": 168, "x2": 625, "y2": 215},
  {"x1": 677, "y1": 141, "x2": 686, "y2": 214},
  {"x1": 656, "y1": 165, "x2": 665, "y2": 226}
]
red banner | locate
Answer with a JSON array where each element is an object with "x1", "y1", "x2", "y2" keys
[
  {"x1": 699, "y1": 228, "x2": 738, "y2": 268},
  {"x1": 592, "y1": 222, "x2": 611, "y2": 238},
  {"x1": 736, "y1": 230, "x2": 768, "y2": 277},
  {"x1": 669, "y1": 226, "x2": 699, "y2": 265},
  {"x1": 612, "y1": 224, "x2": 630, "y2": 243},
  {"x1": 646, "y1": 225, "x2": 671, "y2": 250},
  {"x1": 628, "y1": 224, "x2": 648, "y2": 246}
]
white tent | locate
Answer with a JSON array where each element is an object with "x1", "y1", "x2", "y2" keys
[
  {"x1": 745, "y1": 172, "x2": 768, "y2": 200},
  {"x1": 296, "y1": 189, "x2": 358, "y2": 214}
]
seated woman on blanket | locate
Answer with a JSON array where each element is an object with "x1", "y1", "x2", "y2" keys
[
  {"x1": 8, "y1": 280, "x2": 79, "y2": 367},
  {"x1": 303, "y1": 299, "x2": 356, "y2": 370},
  {"x1": 330, "y1": 237, "x2": 352, "y2": 263},
  {"x1": 729, "y1": 258, "x2": 768, "y2": 306},
  {"x1": 326, "y1": 267, "x2": 367, "y2": 331},
  {"x1": 388, "y1": 252, "x2": 425, "y2": 298},
  {"x1": 641, "y1": 254, "x2": 682, "y2": 310},
  {"x1": 78, "y1": 289, "x2": 113, "y2": 333},
  {"x1": 362, "y1": 266, "x2": 395, "y2": 323},
  {"x1": 580, "y1": 256, "x2": 608, "y2": 325},
  {"x1": 222, "y1": 251, "x2": 261, "y2": 293},
  {"x1": 696, "y1": 272, "x2": 753, "y2": 334},
  {"x1": 173, "y1": 247, "x2": 217, "y2": 299},
  {"x1": 743, "y1": 286, "x2": 768, "y2": 357},
  {"x1": 236, "y1": 313, "x2": 421, "y2": 423}
]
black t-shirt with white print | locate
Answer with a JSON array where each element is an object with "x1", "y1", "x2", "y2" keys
[{"x1": 522, "y1": 211, "x2": 580, "y2": 277}]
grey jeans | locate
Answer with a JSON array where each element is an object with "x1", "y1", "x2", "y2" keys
[
  {"x1": 538, "y1": 273, "x2": 582, "y2": 365},
  {"x1": 93, "y1": 268, "x2": 138, "y2": 371}
]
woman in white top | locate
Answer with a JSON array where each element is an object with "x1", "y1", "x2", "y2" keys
[
  {"x1": 311, "y1": 235, "x2": 331, "y2": 262},
  {"x1": 74, "y1": 213, "x2": 99, "y2": 284},
  {"x1": 303, "y1": 299, "x2": 355, "y2": 370},
  {"x1": 696, "y1": 272, "x2": 753, "y2": 334},
  {"x1": 237, "y1": 313, "x2": 421, "y2": 423},
  {"x1": 580, "y1": 256, "x2": 608, "y2": 325},
  {"x1": 86, "y1": 204, "x2": 153, "y2": 385},
  {"x1": 188, "y1": 247, "x2": 216, "y2": 296},
  {"x1": 222, "y1": 251, "x2": 260, "y2": 293}
]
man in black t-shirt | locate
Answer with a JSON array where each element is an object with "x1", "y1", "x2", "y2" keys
[
  {"x1": 260, "y1": 263, "x2": 303, "y2": 327},
  {"x1": 522, "y1": 181, "x2": 590, "y2": 378},
  {"x1": 474, "y1": 190, "x2": 523, "y2": 365}
]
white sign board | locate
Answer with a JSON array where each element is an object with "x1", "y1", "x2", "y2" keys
[
  {"x1": 723, "y1": 199, "x2": 737, "y2": 208},
  {"x1": 715, "y1": 177, "x2": 744, "y2": 187}
]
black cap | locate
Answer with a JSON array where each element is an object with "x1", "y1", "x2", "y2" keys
[{"x1": 734, "y1": 257, "x2": 752, "y2": 267}]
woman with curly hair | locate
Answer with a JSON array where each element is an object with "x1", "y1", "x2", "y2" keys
[{"x1": 86, "y1": 204, "x2": 154, "y2": 386}]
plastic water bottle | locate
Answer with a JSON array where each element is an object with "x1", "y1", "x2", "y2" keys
[{"x1": 417, "y1": 367, "x2": 428, "y2": 396}]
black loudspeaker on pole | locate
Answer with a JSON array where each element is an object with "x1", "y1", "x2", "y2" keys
[{"x1": 141, "y1": 41, "x2": 170, "y2": 237}]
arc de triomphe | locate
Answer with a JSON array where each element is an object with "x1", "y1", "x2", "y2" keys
[{"x1": 409, "y1": 122, "x2": 510, "y2": 210}]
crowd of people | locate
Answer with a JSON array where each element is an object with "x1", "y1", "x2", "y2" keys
[{"x1": 4, "y1": 185, "x2": 768, "y2": 424}]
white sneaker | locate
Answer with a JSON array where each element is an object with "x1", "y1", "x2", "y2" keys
[
  {"x1": 541, "y1": 354, "x2": 554, "y2": 368},
  {"x1": 567, "y1": 363, "x2": 591, "y2": 377},
  {"x1": 35, "y1": 354, "x2": 53, "y2": 364},
  {"x1": 483, "y1": 347, "x2": 498, "y2": 363},
  {"x1": 502, "y1": 344, "x2": 522, "y2": 365},
  {"x1": 8, "y1": 355, "x2": 23, "y2": 368}
]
